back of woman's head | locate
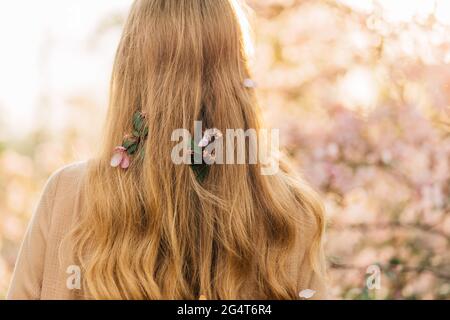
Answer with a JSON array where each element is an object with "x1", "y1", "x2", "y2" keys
[{"x1": 70, "y1": 0, "x2": 325, "y2": 299}]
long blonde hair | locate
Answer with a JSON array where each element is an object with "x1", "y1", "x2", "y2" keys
[{"x1": 70, "y1": 0, "x2": 325, "y2": 299}]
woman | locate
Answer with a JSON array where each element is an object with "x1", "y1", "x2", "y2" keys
[{"x1": 8, "y1": 0, "x2": 327, "y2": 300}]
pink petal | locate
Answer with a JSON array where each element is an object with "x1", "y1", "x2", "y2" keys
[
  {"x1": 110, "y1": 152, "x2": 124, "y2": 168},
  {"x1": 211, "y1": 129, "x2": 223, "y2": 139},
  {"x1": 120, "y1": 153, "x2": 131, "y2": 169},
  {"x1": 114, "y1": 146, "x2": 127, "y2": 152},
  {"x1": 198, "y1": 137, "x2": 210, "y2": 147}
]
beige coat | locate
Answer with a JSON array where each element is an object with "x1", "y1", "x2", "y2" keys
[{"x1": 7, "y1": 162, "x2": 327, "y2": 300}]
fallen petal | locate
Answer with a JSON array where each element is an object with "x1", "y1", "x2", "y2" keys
[{"x1": 299, "y1": 289, "x2": 316, "y2": 299}]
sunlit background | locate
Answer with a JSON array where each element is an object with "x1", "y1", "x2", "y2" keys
[{"x1": 0, "y1": 0, "x2": 449, "y2": 299}]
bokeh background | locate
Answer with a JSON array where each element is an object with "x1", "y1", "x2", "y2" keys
[{"x1": 0, "y1": 0, "x2": 449, "y2": 299}]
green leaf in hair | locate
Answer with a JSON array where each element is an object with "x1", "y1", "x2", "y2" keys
[
  {"x1": 133, "y1": 112, "x2": 144, "y2": 132},
  {"x1": 123, "y1": 138, "x2": 136, "y2": 150},
  {"x1": 191, "y1": 164, "x2": 209, "y2": 183},
  {"x1": 112, "y1": 111, "x2": 149, "y2": 170},
  {"x1": 188, "y1": 138, "x2": 211, "y2": 182},
  {"x1": 142, "y1": 126, "x2": 149, "y2": 138},
  {"x1": 127, "y1": 143, "x2": 138, "y2": 155}
]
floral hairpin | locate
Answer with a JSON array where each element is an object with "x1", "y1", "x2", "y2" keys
[
  {"x1": 188, "y1": 129, "x2": 223, "y2": 182},
  {"x1": 110, "y1": 111, "x2": 149, "y2": 169}
]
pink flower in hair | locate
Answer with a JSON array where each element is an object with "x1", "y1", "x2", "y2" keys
[
  {"x1": 110, "y1": 146, "x2": 131, "y2": 169},
  {"x1": 198, "y1": 128, "x2": 223, "y2": 147}
]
